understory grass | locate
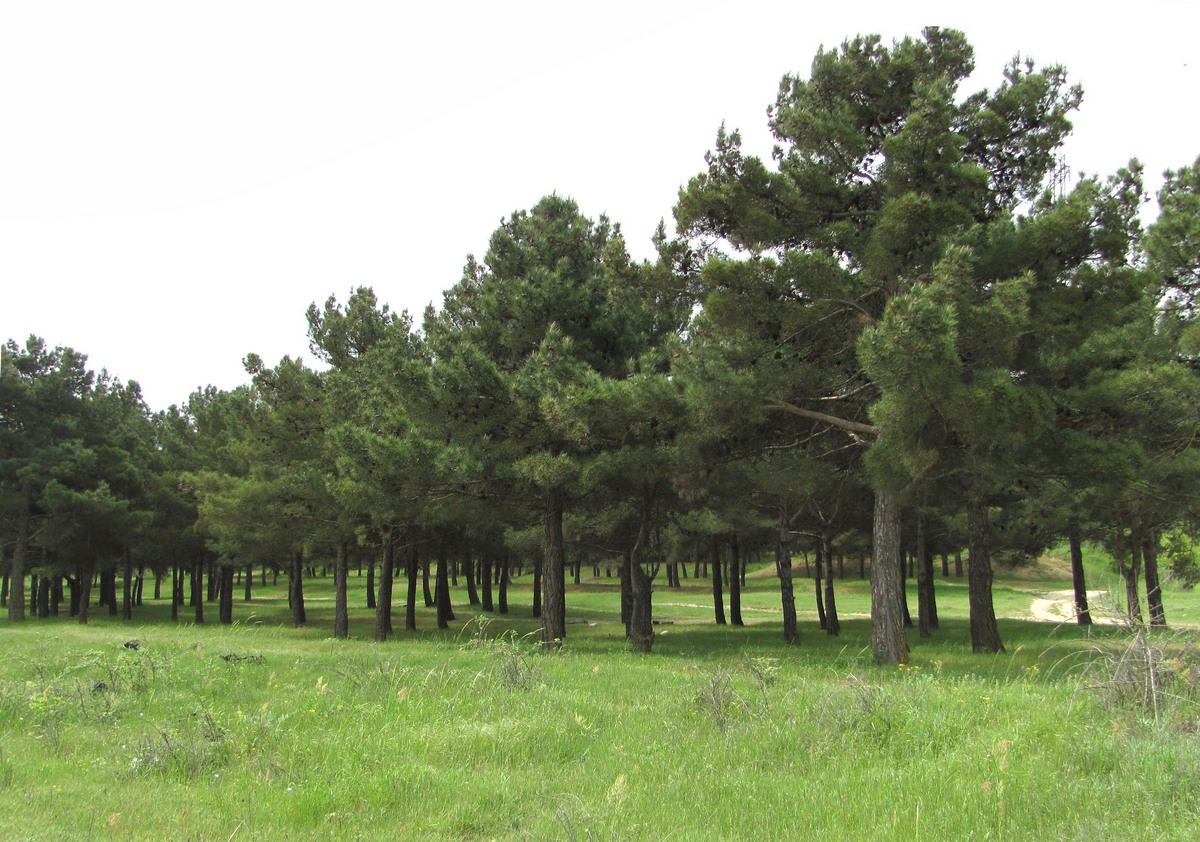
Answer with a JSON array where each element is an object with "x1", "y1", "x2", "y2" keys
[{"x1": 2, "y1": 560, "x2": 1199, "y2": 840}]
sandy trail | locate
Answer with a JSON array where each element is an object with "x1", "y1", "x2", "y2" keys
[{"x1": 1028, "y1": 589, "x2": 1121, "y2": 624}]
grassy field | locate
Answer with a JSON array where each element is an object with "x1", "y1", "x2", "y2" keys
[{"x1": 2, "y1": 552, "x2": 1199, "y2": 840}]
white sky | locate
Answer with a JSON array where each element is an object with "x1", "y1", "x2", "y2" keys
[{"x1": 2, "y1": 1, "x2": 1197, "y2": 412}]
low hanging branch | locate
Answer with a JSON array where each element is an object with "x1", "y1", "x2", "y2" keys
[{"x1": 764, "y1": 400, "x2": 880, "y2": 439}]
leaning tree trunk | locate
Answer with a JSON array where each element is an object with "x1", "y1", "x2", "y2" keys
[
  {"x1": 813, "y1": 542, "x2": 827, "y2": 630},
  {"x1": 966, "y1": 489, "x2": 1004, "y2": 653},
  {"x1": 1116, "y1": 526, "x2": 1144, "y2": 625},
  {"x1": 777, "y1": 504, "x2": 799, "y2": 645},
  {"x1": 1068, "y1": 522, "x2": 1092, "y2": 625},
  {"x1": 541, "y1": 485, "x2": 567, "y2": 648},
  {"x1": 1142, "y1": 529, "x2": 1165, "y2": 627},
  {"x1": 870, "y1": 489, "x2": 909, "y2": 665},
  {"x1": 333, "y1": 540, "x2": 349, "y2": 639},
  {"x1": 915, "y1": 512, "x2": 935, "y2": 638}
]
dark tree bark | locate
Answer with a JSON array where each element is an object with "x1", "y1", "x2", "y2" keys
[
  {"x1": 366, "y1": 558, "x2": 376, "y2": 609},
  {"x1": 435, "y1": 556, "x2": 453, "y2": 630},
  {"x1": 620, "y1": 549, "x2": 632, "y2": 630},
  {"x1": 219, "y1": 564, "x2": 234, "y2": 624},
  {"x1": 422, "y1": 557, "x2": 433, "y2": 607},
  {"x1": 405, "y1": 544, "x2": 419, "y2": 631},
  {"x1": 1116, "y1": 526, "x2": 1143, "y2": 625},
  {"x1": 121, "y1": 549, "x2": 134, "y2": 620},
  {"x1": 374, "y1": 531, "x2": 395, "y2": 642},
  {"x1": 813, "y1": 542, "x2": 827, "y2": 630},
  {"x1": 37, "y1": 575, "x2": 51, "y2": 618},
  {"x1": 170, "y1": 563, "x2": 179, "y2": 622},
  {"x1": 777, "y1": 508, "x2": 799, "y2": 645},
  {"x1": 77, "y1": 561, "x2": 94, "y2": 625},
  {"x1": 915, "y1": 512, "x2": 936, "y2": 637},
  {"x1": 870, "y1": 489, "x2": 909, "y2": 664},
  {"x1": 481, "y1": 554, "x2": 495, "y2": 613},
  {"x1": 243, "y1": 562, "x2": 253, "y2": 602},
  {"x1": 498, "y1": 553, "x2": 510, "y2": 615},
  {"x1": 541, "y1": 486, "x2": 567, "y2": 647},
  {"x1": 1068, "y1": 523, "x2": 1092, "y2": 625},
  {"x1": 627, "y1": 504, "x2": 654, "y2": 653},
  {"x1": 289, "y1": 549, "x2": 306, "y2": 627},
  {"x1": 193, "y1": 558, "x2": 204, "y2": 625},
  {"x1": 9, "y1": 496, "x2": 29, "y2": 621},
  {"x1": 463, "y1": 552, "x2": 480, "y2": 606},
  {"x1": 729, "y1": 533, "x2": 744, "y2": 627},
  {"x1": 1142, "y1": 529, "x2": 1165, "y2": 627},
  {"x1": 822, "y1": 532, "x2": 840, "y2": 636},
  {"x1": 334, "y1": 540, "x2": 349, "y2": 639},
  {"x1": 966, "y1": 489, "x2": 1004, "y2": 653},
  {"x1": 711, "y1": 535, "x2": 726, "y2": 626}
]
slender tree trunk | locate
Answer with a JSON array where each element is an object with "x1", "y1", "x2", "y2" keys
[
  {"x1": 77, "y1": 561, "x2": 94, "y2": 625},
  {"x1": 954, "y1": 550, "x2": 963, "y2": 577},
  {"x1": 122, "y1": 548, "x2": 134, "y2": 621},
  {"x1": 366, "y1": 558, "x2": 376, "y2": 609},
  {"x1": 1116, "y1": 526, "x2": 1144, "y2": 625},
  {"x1": 941, "y1": 552, "x2": 950, "y2": 577},
  {"x1": 481, "y1": 554, "x2": 495, "y2": 612},
  {"x1": 243, "y1": 562, "x2": 252, "y2": 602},
  {"x1": 900, "y1": 551, "x2": 912, "y2": 628},
  {"x1": 915, "y1": 512, "x2": 935, "y2": 637},
  {"x1": 541, "y1": 485, "x2": 567, "y2": 647},
  {"x1": 777, "y1": 504, "x2": 799, "y2": 644},
  {"x1": 822, "y1": 533, "x2": 840, "y2": 636},
  {"x1": 219, "y1": 564, "x2": 234, "y2": 624},
  {"x1": 9, "y1": 501, "x2": 28, "y2": 628},
  {"x1": 620, "y1": 549, "x2": 632, "y2": 630},
  {"x1": 375, "y1": 531, "x2": 395, "y2": 642},
  {"x1": 334, "y1": 540, "x2": 349, "y2": 639},
  {"x1": 1142, "y1": 529, "x2": 1165, "y2": 627},
  {"x1": 435, "y1": 556, "x2": 453, "y2": 629},
  {"x1": 814, "y1": 542, "x2": 827, "y2": 630},
  {"x1": 729, "y1": 533, "x2": 744, "y2": 627},
  {"x1": 463, "y1": 552, "x2": 479, "y2": 606},
  {"x1": 628, "y1": 499, "x2": 654, "y2": 653},
  {"x1": 170, "y1": 563, "x2": 179, "y2": 622},
  {"x1": 422, "y1": 557, "x2": 434, "y2": 607},
  {"x1": 498, "y1": 552, "x2": 510, "y2": 615},
  {"x1": 193, "y1": 557, "x2": 204, "y2": 625},
  {"x1": 38, "y1": 575, "x2": 51, "y2": 618},
  {"x1": 290, "y1": 549, "x2": 306, "y2": 627},
  {"x1": 1068, "y1": 522, "x2": 1092, "y2": 625},
  {"x1": 870, "y1": 489, "x2": 909, "y2": 664},
  {"x1": 966, "y1": 489, "x2": 1004, "y2": 653},
  {"x1": 405, "y1": 545, "x2": 419, "y2": 631},
  {"x1": 711, "y1": 535, "x2": 726, "y2": 626}
]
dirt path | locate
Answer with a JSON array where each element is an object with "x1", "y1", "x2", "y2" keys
[{"x1": 1028, "y1": 589, "x2": 1119, "y2": 624}]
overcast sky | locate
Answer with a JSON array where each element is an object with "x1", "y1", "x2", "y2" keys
[{"x1": 2, "y1": 1, "x2": 1197, "y2": 412}]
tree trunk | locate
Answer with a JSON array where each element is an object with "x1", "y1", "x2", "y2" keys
[
  {"x1": 628, "y1": 502, "x2": 654, "y2": 653},
  {"x1": 243, "y1": 562, "x2": 252, "y2": 602},
  {"x1": 822, "y1": 533, "x2": 840, "y2": 636},
  {"x1": 498, "y1": 553, "x2": 510, "y2": 615},
  {"x1": 435, "y1": 556, "x2": 453, "y2": 630},
  {"x1": 729, "y1": 533, "x2": 744, "y2": 627},
  {"x1": 813, "y1": 542, "x2": 827, "y2": 630},
  {"x1": 1116, "y1": 526, "x2": 1144, "y2": 625},
  {"x1": 193, "y1": 558, "x2": 204, "y2": 625},
  {"x1": 777, "y1": 504, "x2": 799, "y2": 645},
  {"x1": 870, "y1": 489, "x2": 909, "y2": 664},
  {"x1": 1142, "y1": 529, "x2": 1165, "y2": 627},
  {"x1": 375, "y1": 531, "x2": 395, "y2": 642},
  {"x1": 219, "y1": 564, "x2": 234, "y2": 624},
  {"x1": 406, "y1": 545, "x2": 419, "y2": 631},
  {"x1": 915, "y1": 512, "x2": 936, "y2": 637},
  {"x1": 334, "y1": 540, "x2": 349, "y2": 639},
  {"x1": 422, "y1": 558, "x2": 434, "y2": 607},
  {"x1": 463, "y1": 552, "x2": 479, "y2": 606},
  {"x1": 122, "y1": 548, "x2": 134, "y2": 621},
  {"x1": 290, "y1": 549, "x2": 306, "y2": 627},
  {"x1": 77, "y1": 561, "x2": 94, "y2": 625},
  {"x1": 38, "y1": 575, "x2": 51, "y2": 618},
  {"x1": 620, "y1": 549, "x2": 632, "y2": 629},
  {"x1": 966, "y1": 489, "x2": 1004, "y2": 653},
  {"x1": 8, "y1": 498, "x2": 28, "y2": 623},
  {"x1": 541, "y1": 485, "x2": 567, "y2": 648},
  {"x1": 1068, "y1": 522, "x2": 1092, "y2": 625},
  {"x1": 481, "y1": 554, "x2": 495, "y2": 612},
  {"x1": 366, "y1": 558, "x2": 376, "y2": 609},
  {"x1": 711, "y1": 535, "x2": 726, "y2": 626}
]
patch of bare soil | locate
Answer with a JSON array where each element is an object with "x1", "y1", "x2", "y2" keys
[{"x1": 1028, "y1": 589, "x2": 1120, "y2": 625}]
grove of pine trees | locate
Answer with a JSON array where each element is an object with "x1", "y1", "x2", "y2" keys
[{"x1": 3, "y1": 29, "x2": 1199, "y2": 665}]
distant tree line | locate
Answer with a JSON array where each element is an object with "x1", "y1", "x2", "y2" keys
[{"x1": 4, "y1": 29, "x2": 1199, "y2": 663}]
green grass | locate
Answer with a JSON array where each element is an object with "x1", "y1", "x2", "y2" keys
[{"x1": 2, "y1": 561, "x2": 1200, "y2": 840}]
